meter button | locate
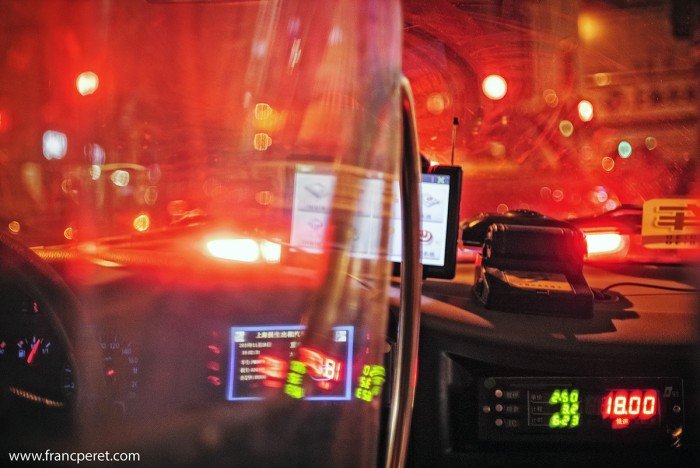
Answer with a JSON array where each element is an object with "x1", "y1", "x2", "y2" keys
[
  {"x1": 495, "y1": 404, "x2": 504, "y2": 413},
  {"x1": 494, "y1": 389, "x2": 503, "y2": 398},
  {"x1": 495, "y1": 418, "x2": 504, "y2": 427}
]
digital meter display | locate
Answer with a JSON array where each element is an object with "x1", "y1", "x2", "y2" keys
[
  {"x1": 226, "y1": 325, "x2": 354, "y2": 401},
  {"x1": 524, "y1": 388, "x2": 583, "y2": 429},
  {"x1": 543, "y1": 388, "x2": 581, "y2": 428},
  {"x1": 477, "y1": 377, "x2": 682, "y2": 445},
  {"x1": 530, "y1": 387, "x2": 659, "y2": 430},
  {"x1": 601, "y1": 389, "x2": 659, "y2": 429}
]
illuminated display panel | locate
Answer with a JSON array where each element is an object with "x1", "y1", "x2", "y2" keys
[
  {"x1": 290, "y1": 171, "x2": 451, "y2": 267},
  {"x1": 601, "y1": 389, "x2": 659, "y2": 429},
  {"x1": 545, "y1": 388, "x2": 580, "y2": 428},
  {"x1": 226, "y1": 325, "x2": 354, "y2": 401},
  {"x1": 389, "y1": 173, "x2": 452, "y2": 267},
  {"x1": 527, "y1": 388, "x2": 581, "y2": 429},
  {"x1": 477, "y1": 377, "x2": 680, "y2": 444},
  {"x1": 530, "y1": 387, "x2": 660, "y2": 430}
]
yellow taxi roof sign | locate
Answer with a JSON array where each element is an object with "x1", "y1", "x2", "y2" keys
[{"x1": 641, "y1": 198, "x2": 699, "y2": 249}]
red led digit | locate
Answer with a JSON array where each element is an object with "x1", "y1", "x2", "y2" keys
[
  {"x1": 613, "y1": 392, "x2": 627, "y2": 415},
  {"x1": 628, "y1": 390, "x2": 642, "y2": 415},
  {"x1": 604, "y1": 392, "x2": 613, "y2": 418},
  {"x1": 628, "y1": 397, "x2": 640, "y2": 414},
  {"x1": 260, "y1": 355, "x2": 287, "y2": 380},
  {"x1": 641, "y1": 390, "x2": 657, "y2": 419},
  {"x1": 299, "y1": 347, "x2": 343, "y2": 391}
]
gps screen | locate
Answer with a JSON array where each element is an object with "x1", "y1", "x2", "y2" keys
[{"x1": 290, "y1": 171, "x2": 452, "y2": 267}]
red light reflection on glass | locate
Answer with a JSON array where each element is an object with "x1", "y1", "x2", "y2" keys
[
  {"x1": 76, "y1": 71, "x2": 99, "y2": 96},
  {"x1": 585, "y1": 232, "x2": 626, "y2": 256},
  {"x1": 482, "y1": 75, "x2": 507, "y2": 100},
  {"x1": 207, "y1": 238, "x2": 260, "y2": 262},
  {"x1": 42, "y1": 130, "x2": 67, "y2": 160},
  {"x1": 601, "y1": 389, "x2": 658, "y2": 429},
  {"x1": 0, "y1": 109, "x2": 10, "y2": 133},
  {"x1": 260, "y1": 355, "x2": 288, "y2": 388},
  {"x1": 133, "y1": 214, "x2": 150, "y2": 232},
  {"x1": 299, "y1": 347, "x2": 342, "y2": 390},
  {"x1": 207, "y1": 361, "x2": 220, "y2": 372},
  {"x1": 260, "y1": 240, "x2": 281, "y2": 263},
  {"x1": 601, "y1": 156, "x2": 615, "y2": 172},
  {"x1": 577, "y1": 100, "x2": 594, "y2": 122}
]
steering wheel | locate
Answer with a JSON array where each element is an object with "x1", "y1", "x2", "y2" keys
[
  {"x1": 0, "y1": 231, "x2": 103, "y2": 449},
  {"x1": 382, "y1": 77, "x2": 423, "y2": 468}
]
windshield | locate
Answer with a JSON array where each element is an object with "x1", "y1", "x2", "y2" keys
[
  {"x1": 1, "y1": 0, "x2": 403, "y2": 464},
  {"x1": 403, "y1": 0, "x2": 696, "y2": 220},
  {"x1": 1, "y1": 0, "x2": 402, "y2": 248},
  {"x1": 0, "y1": 0, "x2": 697, "y2": 465},
  {"x1": 1, "y1": 1, "x2": 696, "y2": 245}
]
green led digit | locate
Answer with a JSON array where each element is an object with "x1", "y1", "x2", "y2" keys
[
  {"x1": 561, "y1": 414, "x2": 570, "y2": 427},
  {"x1": 284, "y1": 383, "x2": 304, "y2": 399},
  {"x1": 359, "y1": 376, "x2": 371, "y2": 389},
  {"x1": 571, "y1": 414, "x2": 580, "y2": 427},
  {"x1": 355, "y1": 364, "x2": 386, "y2": 404},
  {"x1": 289, "y1": 360, "x2": 306, "y2": 375},
  {"x1": 560, "y1": 403, "x2": 570, "y2": 415},
  {"x1": 570, "y1": 403, "x2": 579, "y2": 414},
  {"x1": 548, "y1": 412, "x2": 561, "y2": 428},
  {"x1": 570, "y1": 389, "x2": 579, "y2": 403},
  {"x1": 561, "y1": 389, "x2": 569, "y2": 403},
  {"x1": 549, "y1": 389, "x2": 560, "y2": 405}
]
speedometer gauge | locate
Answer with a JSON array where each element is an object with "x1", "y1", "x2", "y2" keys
[
  {"x1": 61, "y1": 362, "x2": 75, "y2": 399},
  {"x1": 98, "y1": 333, "x2": 140, "y2": 414}
]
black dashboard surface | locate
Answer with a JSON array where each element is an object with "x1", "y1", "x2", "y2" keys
[
  {"x1": 413, "y1": 263, "x2": 697, "y2": 350},
  {"x1": 390, "y1": 263, "x2": 699, "y2": 466}
]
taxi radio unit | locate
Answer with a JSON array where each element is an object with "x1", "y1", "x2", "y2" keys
[{"x1": 473, "y1": 223, "x2": 594, "y2": 318}]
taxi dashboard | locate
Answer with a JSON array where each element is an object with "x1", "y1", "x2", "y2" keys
[
  {"x1": 0, "y1": 228, "x2": 698, "y2": 467},
  {"x1": 404, "y1": 263, "x2": 699, "y2": 466},
  {"x1": 0, "y1": 0, "x2": 697, "y2": 465}
]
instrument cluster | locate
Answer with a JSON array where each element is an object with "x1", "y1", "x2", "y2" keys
[
  {"x1": 0, "y1": 285, "x2": 72, "y2": 409},
  {"x1": 0, "y1": 284, "x2": 144, "y2": 418}
]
